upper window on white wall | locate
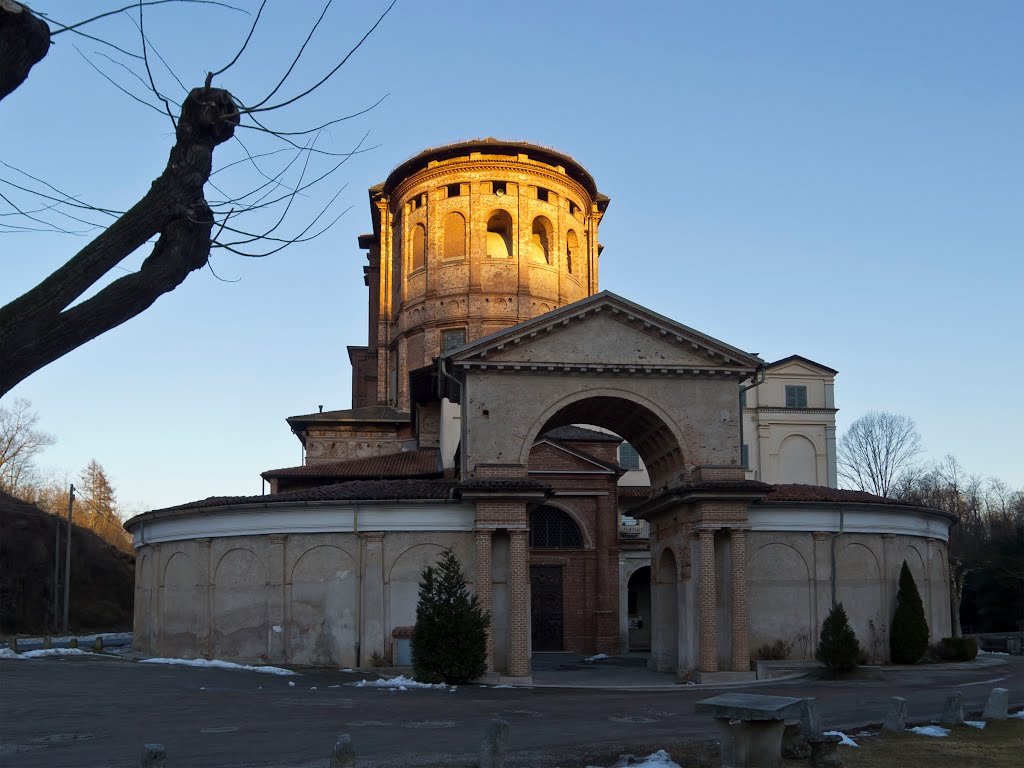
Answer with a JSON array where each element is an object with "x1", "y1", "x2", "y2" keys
[
  {"x1": 785, "y1": 385, "x2": 808, "y2": 409},
  {"x1": 619, "y1": 442, "x2": 641, "y2": 471}
]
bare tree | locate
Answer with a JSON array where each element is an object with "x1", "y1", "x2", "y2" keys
[
  {"x1": 0, "y1": 398, "x2": 56, "y2": 493},
  {"x1": 0, "y1": 0, "x2": 395, "y2": 396},
  {"x1": 837, "y1": 410, "x2": 923, "y2": 498}
]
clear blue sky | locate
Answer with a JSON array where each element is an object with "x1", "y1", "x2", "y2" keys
[{"x1": 3, "y1": 0, "x2": 1022, "y2": 511}]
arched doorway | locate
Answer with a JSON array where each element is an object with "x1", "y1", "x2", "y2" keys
[
  {"x1": 529, "y1": 505, "x2": 584, "y2": 652},
  {"x1": 627, "y1": 566, "x2": 651, "y2": 651}
]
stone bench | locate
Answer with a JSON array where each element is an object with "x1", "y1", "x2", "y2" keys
[{"x1": 695, "y1": 693, "x2": 810, "y2": 768}]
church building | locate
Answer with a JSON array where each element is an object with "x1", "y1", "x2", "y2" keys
[{"x1": 126, "y1": 140, "x2": 955, "y2": 682}]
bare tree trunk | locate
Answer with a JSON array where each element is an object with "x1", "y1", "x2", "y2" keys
[
  {"x1": 0, "y1": 1, "x2": 50, "y2": 102},
  {"x1": 0, "y1": 84, "x2": 239, "y2": 395}
]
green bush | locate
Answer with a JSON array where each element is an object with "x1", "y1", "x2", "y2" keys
[
  {"x1": 753, "y1": 638, "x2": 793, "y2": 660},
  {"x1": 930, "y1": 636, "x2": 978, "y2": 662},
  {"x1": 411, "y1": 549, "x2": 490, "y2": 684},
  {"x1": 890, "y1": 561, "x2": 930, "y2": 664},
  {"x1": 816, "y1": 602, "x2": 861, "y2": 677}
]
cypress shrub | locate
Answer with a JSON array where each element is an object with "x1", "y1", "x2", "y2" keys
[
  {"x1": 411, "y1": 550, "x2": 490, "y2": 684},
  {"x1": 890, "y1": 560, "x2": 930, "y2": 664},
  {"x1": 930, "y1": 636, "x2": 978, "y2": 662},
  {"x1": 816, "y1": 602, "x2": 861, "y2": 677}
]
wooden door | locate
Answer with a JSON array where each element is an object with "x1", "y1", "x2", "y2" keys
[{"x1": 530, "y1": 565, "x2": 563, "y2": 652}]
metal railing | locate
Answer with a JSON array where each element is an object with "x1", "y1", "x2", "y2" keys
[{"x1": 618, "y1": 520, "x2": 650, "y2": 540}]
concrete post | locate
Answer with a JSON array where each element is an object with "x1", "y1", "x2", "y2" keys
[
  {"x1": 982, "y1": 688, "x2": 1009, "y2": 720},
  {"x1": 474, "y1": 529, "x2": 494, "y2": 672},
  {"x1": 698, "y1": 529, "x2": 718, "y2": 673},
  {"x1": 729, "y1": 528, "x2": 749, "y2": 672},
  {"x1": 140, "y1": 744, "x2": 166, "y2": 768},
  {"x1": 883, "y1": 697, "x2": 907, "y2": 732},
  {"x1": 329, "y1": 734, "x2": 355, "y2": 768},
  {"x1": 940, "y1": 690, "x2": 964, "y2": 725},
  {"x1": 480, "y1": 718, "x2": 510, "y2": 768},
  {"x1": 196, "y1": 538, "x2": 212, "y2": 658},
  {"x1": 507, "y1": 529, "x2": 530, "y2": 678}
]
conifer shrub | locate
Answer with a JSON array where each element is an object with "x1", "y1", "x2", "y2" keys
[
  {"x1": 929, "y1": 636, "x2": 978, "y2": 662},
  {"x1": 890, "y1": 560, "x2": 930, "y2": 664},
  {"x1": 816, "y1": 602, "x2": 861, "y2": 677},
  {"x1": 410, "y1": 549, "x2": 490, "y2": 684}
]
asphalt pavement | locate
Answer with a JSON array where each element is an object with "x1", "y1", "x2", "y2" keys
[{"x1": 1, "y1": 653, "x2": 1022, "y2": 768}]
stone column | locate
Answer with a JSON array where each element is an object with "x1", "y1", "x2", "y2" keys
[
  {"x1": 474, "y1": 529, "x2": 495, "y2": 672},
  {"x1": 266, "y1": 534, "x2": 288, "y2": 663},
  {"x1": 507, "y1": 528, "x2": 530, "y2": 678},
  {"x1": 729, "y1": 528, "x2": 749, "y2": 672},
  {"x1": 698, "y1": 528, "x2": 718, "y2": 673}
]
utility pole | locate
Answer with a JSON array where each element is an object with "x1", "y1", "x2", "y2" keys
[
  {"x1": 52, "y1": 498, "x2": 61, "y2": 631},
  {"x1": 63, "y1": 484, "x2": 74, "y2": 635}
]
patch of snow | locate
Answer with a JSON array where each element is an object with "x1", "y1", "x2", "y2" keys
[
  {"x1": 1009, "y1": 710, "x2": 1024, "y2": 720},
  {"x1": 0, "y1": 647, "x2": 23, "y2": 659},
  {"x1": 909, "y1": 725, "x2": 950, "y2": 737},
  {"x1": 140, "y1": 657, "x2": 296, "y2": 675},
  {"x1": 288, "y1": 681, "x2": 296, "y2": 687},
  {"x1": 271, "y1": 625, "x2": 283, "y2": 634},
  {"x1": 823, "y1": 731, "x2": 859, "y2": 748},
  {"x1": 978, "y1": 649, "x2": 1009, "y2": 656},
  {"x1": 19, "y1": 648, "x2": 94, "y2": 659},
  {"x1": 340, "y1": 667, "x2": 354, "y2": 672},
  {"x1": 585, "y1": 750, "x2": 681, "y2": 768},
  {"x1": 309, "y1": 686, "x2": 317, "y2": 691},
  {"x1": 585, "y1": 653, "x2": 609, "y2": 662},
  {"x1": 964, "y1": 720, "x2": 986, "y2": 729},
  {"x1": 491, "y1": 684, "x2": 514, "y2": 689},
  {"x1": 352, "y1": 675, "x2": 449, "y2": 690}
]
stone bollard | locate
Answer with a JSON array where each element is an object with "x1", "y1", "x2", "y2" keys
[
  {"x1": 43, "y1": 636, "x2": 52, "y2": 650},
  {"x1": 480, "y1": 717, "x2": 510, "y2": 768},
  {"x1": 69, "y1": 638, "x2": 78, "y2": 649},
  {"x1": 7, "y1": 638, "x2": 17, "y2": 653},
  {"x1": 807, "y1": 733, "x2": 843, "y2": 768},
  {"x1": 883, "y1": 697, "x2": 907, "y2": 732},
  {"x1": 329, "y1": 733, "x2": 355, "y2": 768},
  {"x1": 94, "y1": 636, "x2": 104, "y2": 652},
  {"x1": 801, "y1": 698, "x2": 822, "y2": 736},
  {"x1": 140, "y1": 744, "x2": 165, "y2": 768},
  {"x1": 940, "y1": 691, "x2": 964, "y2": 725},
  {"x1": 782, "y1": 724, "x2": 811, "y2": 760},
  {"x1": 982, "y1": 688, "x2": 1009, "y2": 720}
]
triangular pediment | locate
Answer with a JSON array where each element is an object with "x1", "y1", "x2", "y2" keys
[
  {"x1": 528, "y1": 440, "x2": 618, "y2": 474},
  {"x1": 767, "y1": 355, "x2": 837, "y2": 378},
  {"x1": 447, "y1": 292, "x2": 762, "y2": 372}
]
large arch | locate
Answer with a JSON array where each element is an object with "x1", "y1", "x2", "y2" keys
[{"x1": 518, "y1": 388, "x2": 688, "y2": 490}]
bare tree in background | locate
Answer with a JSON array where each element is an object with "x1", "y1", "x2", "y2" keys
[
  {"x1": 837, "y1": 410, "x2": 923, "y2": 498},
  {"x1": 0, "y1": 0, "x2": 396, "y2": 395},
  {"x1": 0, "y1": 398, "x2": 57, "y2": 493}
]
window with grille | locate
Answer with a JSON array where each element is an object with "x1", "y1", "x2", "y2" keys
[
  {"x1": 529, "y1": 506, "x2": 583, "y2": 548},
  {"x1": 785, "y1": 385, "x2": 808, "y2": 409},
  {"x1": 619, "y1": 442, "x2": 641, "y2": 471},
  {"x1": 441, "y1": 329, "x2": 466, "y2": 353}
]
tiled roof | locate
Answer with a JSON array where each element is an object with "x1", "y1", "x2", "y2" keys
[
  {"x1": 618, "y1": 486, "x2": 652, "y2": 498},
  {"x1": 262, "y1": 450, "x2": 440, "y2": 479},
  {"x1": 286, "y1": 406, "x2": 410, "y2": 424},
  {"x1": 150, "y1": 479, "x2": 460, "y2": 514},
  {"x1": 143, "y1": 477, "x2": 552, "y2": 516},
  {"x1": 759, "y1": 484, "x2": 916, "y2": 506},
  {"x1": 457, "y1": 479, "x2": 551, "y2": 492},
  {"x1": 542, "y1": 425, "x2": 623, "y2": 443}
]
